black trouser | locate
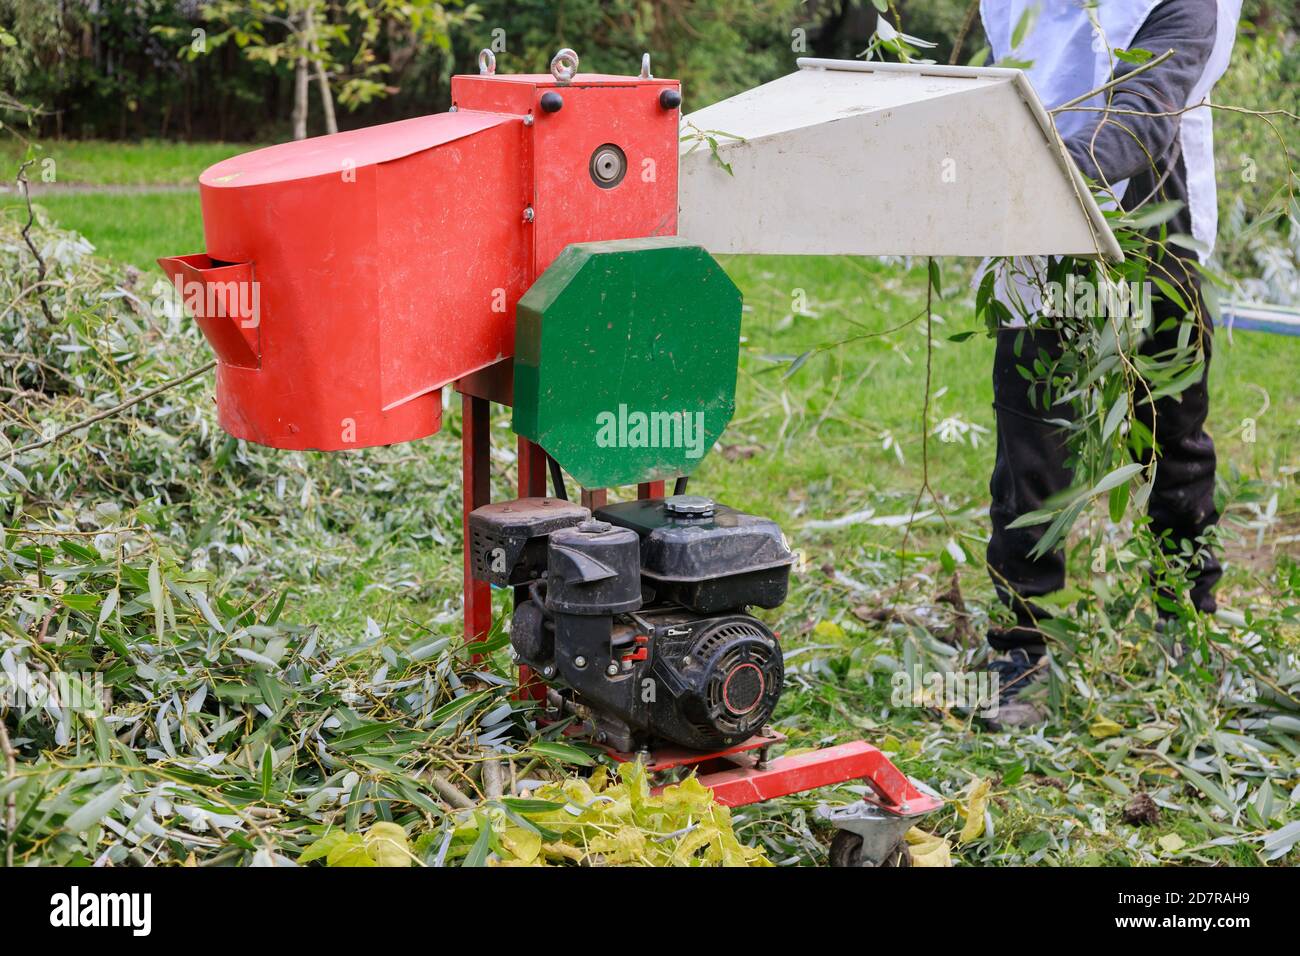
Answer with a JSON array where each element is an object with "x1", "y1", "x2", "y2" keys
[{"x1": 985, "y1": 275, "x2": 1221, "y2": 652}]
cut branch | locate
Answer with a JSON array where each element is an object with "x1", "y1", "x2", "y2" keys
[
  {"x1": 11, "y1": 360, "x2": 217, "y2": 456},
  {"x1": 16, "y1": 160, "x2": 55, "y2": 324}
]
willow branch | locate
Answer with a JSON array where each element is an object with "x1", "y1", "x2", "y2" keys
[
  {"x1": 10, "y1": 361, "x2": 217, "y2": 456},
  {"x1": 1049, "y1": 49, "x2": 1176, "y2": 114}
]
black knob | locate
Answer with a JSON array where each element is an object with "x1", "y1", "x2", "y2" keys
[
  {"x1": 540, "y1": 91, "x2": 564, "y2": 113},
  {"x1": 659, "y1": 88, "x2": 682, "y2": 110}
]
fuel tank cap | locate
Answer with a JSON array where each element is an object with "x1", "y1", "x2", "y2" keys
[{"x1": 664, "y1": 495, "x2": 715, "y2": 518}]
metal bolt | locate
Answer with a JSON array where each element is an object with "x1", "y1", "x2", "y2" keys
[
  {"x1": 448, "y1": 104, "x2": 458, "y2": 112},
  {"x1": 523, "y1": 206, "x2": 535, "y2": 223},
  {"x1": 574, "y1": 655, "x2": 587, "y2": 668},
  {"x1": 522, "y1": 114, "x2": 534, "y2": 126},
  {"x1": 542, "y1": 664, "x2": 555, "y2": 678},
  {"x1": 606, "y1": 662, "x2": 619, "y2": 676}
]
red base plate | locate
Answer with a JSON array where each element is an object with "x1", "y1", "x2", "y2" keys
[{"x1": 598, "y1": 731, "x2": 940, "y2": 815}]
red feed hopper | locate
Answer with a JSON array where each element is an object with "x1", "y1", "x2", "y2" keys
[{"x1": 159, "y1": 66, "x2": 680, "y2": 451}]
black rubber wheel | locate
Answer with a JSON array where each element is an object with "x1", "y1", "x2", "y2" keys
[{"x1": 828, "y1": 830, "x2": 912, "y2": 868}]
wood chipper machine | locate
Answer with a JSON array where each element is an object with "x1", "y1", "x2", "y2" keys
[{"x1": 159, "y1": 49, "x2": 1118, "y2": 866}]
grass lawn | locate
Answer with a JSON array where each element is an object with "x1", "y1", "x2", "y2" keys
[
  {"x1": 0, "y1": 138, "x2": 255, "y2": 187},
  {"x1": 10, "y1": 141, "x2": 1300, "y2": 865},
  {"x1": 1, "y1": 190, "x2": 204, "y2": 273}
]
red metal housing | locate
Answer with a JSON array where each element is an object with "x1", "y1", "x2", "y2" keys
[{"x1": 161, "y1": 71, "x2": 679, "y2": 451}]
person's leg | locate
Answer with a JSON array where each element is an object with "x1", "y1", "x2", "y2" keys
[
  {"x1": 1134, "y1": 277, "x2": 1221, "y2": 615},
  {"x1": 986, "y1": 326, "x2": 1075, "y2": 653}
]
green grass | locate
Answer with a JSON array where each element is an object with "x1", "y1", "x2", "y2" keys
[
  {"x1": 0, "y1": 138, "x2": 256, "y2": 187},
  {"x1": 711, "y1": 254, "x2": 1300, "y2": 578},
  {"x1": 0, "y1": 137, "x2": 217, "y2": 274},
  {"x1": 1, "y1": 191, "x2": 204, "y2": 273}
]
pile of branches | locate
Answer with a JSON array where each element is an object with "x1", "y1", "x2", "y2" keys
[
  {"x1": 0, "y1": 210, "x2": 774, "y2": 866},
  {"x1": 0, "y1": 535, "x2": 521, "y2": 866}
]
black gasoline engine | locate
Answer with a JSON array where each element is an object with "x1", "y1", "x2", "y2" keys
[{"x1": 469, "y1": 494, "x2": 794, "y2": 752}]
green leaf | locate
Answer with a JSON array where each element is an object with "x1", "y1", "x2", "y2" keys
[
  {"x1": 527, "y1": 741, "x2": 596, "y2": 767},
  {"x1": 784, "y1": 350, "x2": 812, "y2": 380},
  {"x1": 97, "y1": 588, "x2": 119, "y2": 626},
  {"x1": 1006, "y1": 507, "x2": 1057, "y2": 530},
  {"x1": 1085, "y1": 463, "x2": 1144, "y2": 501},
  {"x1": 1011, "y1": 6, "x2": 1038, "y2": 48},
  {"x1": 1101, "y1": 398, "x2": 1128, "y2": 442},
  {"x1": 1168, "y1": 233, "x2": 1210, "y2": 256},
  {"x1": 148, "y1": 558, "x2": 164, "y2": 642},
  {"x1": 259, "y1": 744, "x2": 274, "y2": 801},
  {"x1": 1108, "y1": 481, "x2": 1129, "y2": 524},
  {"x1": 501, "y1": 798, "x2": 568, "y2": 814},
  {"x1": 61, "y1": 593, "x2": 101, "y2": 612},
  {"x1": 327, "y1": 835, "x2": 376, "y2": 867},
  {"x1": 463, "y1": 815, "x2": 493, "y2": 867},
  {"x1": 1114, "y1": 47, "x2": 1154, "y2": 64},
  {"x1": 64, "y1": 783, "x2": 125, "y2": 834},
  {"x1": 1122, "y1": 200, "x2": 1184, "y2": 231},
  {"x1": 299, "y1": 830, "x2": 349, "y2": 864}
]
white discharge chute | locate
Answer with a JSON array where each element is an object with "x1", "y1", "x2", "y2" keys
[{"x1": 678, "y1": 58, "x2": 1122, "y2": 262}]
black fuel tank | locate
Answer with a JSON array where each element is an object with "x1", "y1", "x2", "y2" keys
[{"x1": 595, "y1": 496, "x2": 794, "y2": 613}]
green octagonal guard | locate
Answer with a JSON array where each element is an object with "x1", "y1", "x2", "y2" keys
[{"x1": 513, "y1": 237, "x2": 742, "y2": 489}]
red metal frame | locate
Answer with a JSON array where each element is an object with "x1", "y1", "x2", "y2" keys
[
  {"x1": 600, "y1": 732, "x2": 940, "y2": 813},
  {"x1": 461, "y1": 393, "x2": 492, "y2": 646},
  {"x1": 680, "y1": 740, "x2": 942, "y2": 812}
]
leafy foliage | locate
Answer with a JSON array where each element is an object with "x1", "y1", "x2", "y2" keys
[
  {"x1": 436, "y1": 762, "x2": 771, "y2": 866},
  {"x1": 0, "y1": 211, "x2": 775, "y2": 866},
  {"x1": 0, "y1": 508, "x2": 524, "y2": 866}
]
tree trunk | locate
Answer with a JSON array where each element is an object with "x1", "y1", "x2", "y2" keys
[
  {"x1": 313, "y1": 49, "x2": 338, "y2": 135},
  {"x1": 292, "y1": 53, "x2": 309, "y2": 140},
  {"x1": 291, "y1": 7, "x2": 311, "y2": 140}
]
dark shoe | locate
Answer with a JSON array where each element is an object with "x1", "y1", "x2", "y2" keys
[{"x1": 981, "y1": 647, "x2": 1049, "y2": 730}]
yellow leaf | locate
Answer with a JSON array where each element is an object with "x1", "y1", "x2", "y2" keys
[
  {"x1": 541, "y1": 842, "x2": 586, "y2": 863},
  {"x1": 591, "y1": 825, "x2": 646, "y2": 863},
  {"x1": 364, "y1": 821, "x2": 411, "y2": 867},
  {"x1": 327, "y1": 836, "x2": 375, "y2": 867},
  {"x1": 1158, "y1": 833, "x2": 1185, "y2": 854},
  {"x1": 1089, "y1": 716, "x2": 1124, "y2": 739},
  {"x1": 501, "y1": 826, "x2": 542, "y2": 863},
  {"x1": 904, "y1": 827, "x2": 952, "y2": 867},
  {"x1": 959, "y1": 777, "x2": 991, "y2": 843},
  {"x1": 814, "y1": 620, "x2": 846, "y2": 640},
  {"x1": 658, "y1": 776, "x2": 713, "y2": 816}
]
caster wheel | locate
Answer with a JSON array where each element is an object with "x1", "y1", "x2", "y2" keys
[{"x1": 828, "y1": 830, "x2": 912, "y2": 868}]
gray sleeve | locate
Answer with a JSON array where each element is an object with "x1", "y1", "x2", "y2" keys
[{"x1": 1063, "y1": 0, "x2": 1218, "y2": 187}]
